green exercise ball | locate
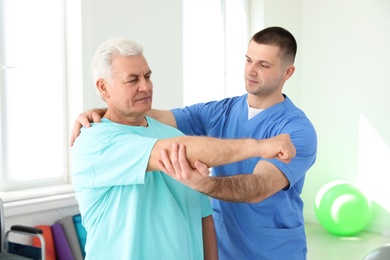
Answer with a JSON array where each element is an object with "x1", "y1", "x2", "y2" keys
[{"x1": 314, "y1": 181, "x2": 372, "y2": 236}]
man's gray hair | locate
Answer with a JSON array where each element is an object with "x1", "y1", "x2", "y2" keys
[{"x1": 90, "y1": 38, "x2": 144, "y2": 84}]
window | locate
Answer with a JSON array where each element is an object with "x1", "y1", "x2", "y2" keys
[
  {"x1": 182, "y1": 0, "x2": 249, "y2": 106},
  {"x1": 0, "y1": 0, "x2": 81, "y2": 193}
]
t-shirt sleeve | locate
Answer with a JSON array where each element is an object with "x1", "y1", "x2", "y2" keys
[
  {"x1": 171, "y1": 105, "x2": 205, "y2": 136},
  {"x1": 266, "y1": 116, "x2": 317, "y2": 191},
  {"x1": 199, "y1": 193, "x2": 213, "y2": 218},
  {"x1": 172, "y1": 98, "x2": 239, "y2": 136},
  {"x1": 171, "y1": 102, "x2": 217, "y2": 136},
  {"x1": 91, "y1": 133, "x2": 158, "y2": 187}
]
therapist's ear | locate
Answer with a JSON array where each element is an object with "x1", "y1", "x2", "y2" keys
[{"x1": 283, "y1": 65, "x2": 295, "y2": 81}]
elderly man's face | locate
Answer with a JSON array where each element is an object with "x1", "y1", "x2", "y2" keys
[{"x1": 100, "y1": 54, "x2": 153, "y2": 122}]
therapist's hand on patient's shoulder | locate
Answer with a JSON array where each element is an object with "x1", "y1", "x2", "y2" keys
[{"x1": 69, "y1": 108, "x2": 106, "y2": 146}]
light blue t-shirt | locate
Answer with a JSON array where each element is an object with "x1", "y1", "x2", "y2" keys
[
  {"x1": 172, "y1": 94, "x2": 317, "y2": 260},
  {"x1": 71, "y1": 117, "x2": 212, "y2": 260}
]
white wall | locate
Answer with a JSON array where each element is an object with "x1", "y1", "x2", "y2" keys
[
  {"x1": 80, "y1": 0, "x2": 183, "y2": 110},
  {"x1": 299, "y1": 0, "x2": 390, "y2": 233}
]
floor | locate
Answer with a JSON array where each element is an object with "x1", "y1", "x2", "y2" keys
[{"x1": 306, "y1": 222, "x2": 390, "y2": 260}]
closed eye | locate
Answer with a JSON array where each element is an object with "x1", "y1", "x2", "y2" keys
[
  {"x1": 145, "y1": 71, "x2": 152, "y2": 80},
  {"x1": 126, "y1": 78, "x2": 139, "y2": 84}
]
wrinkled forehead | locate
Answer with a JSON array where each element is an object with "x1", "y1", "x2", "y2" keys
[{"x1": 111, "y1": 54, "x2": 151, "y2": 75}]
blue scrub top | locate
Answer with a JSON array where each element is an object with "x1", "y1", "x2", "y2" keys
[{"x1": 172, "y1": 94, "x2": 317, "y2": 259}]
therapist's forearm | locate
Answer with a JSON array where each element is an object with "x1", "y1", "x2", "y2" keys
[{"x1": 146, "y1": 109, "x2": 177, "y2": 128}]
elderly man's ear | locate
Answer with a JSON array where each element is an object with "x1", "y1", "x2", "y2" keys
[{"x1": 96, "y1": 79, "x2": 110, "y2": 99}]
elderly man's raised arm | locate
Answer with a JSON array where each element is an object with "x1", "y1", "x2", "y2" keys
[{"x1": 146, "y1": 134, "x2": 295, "y2": 172}]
